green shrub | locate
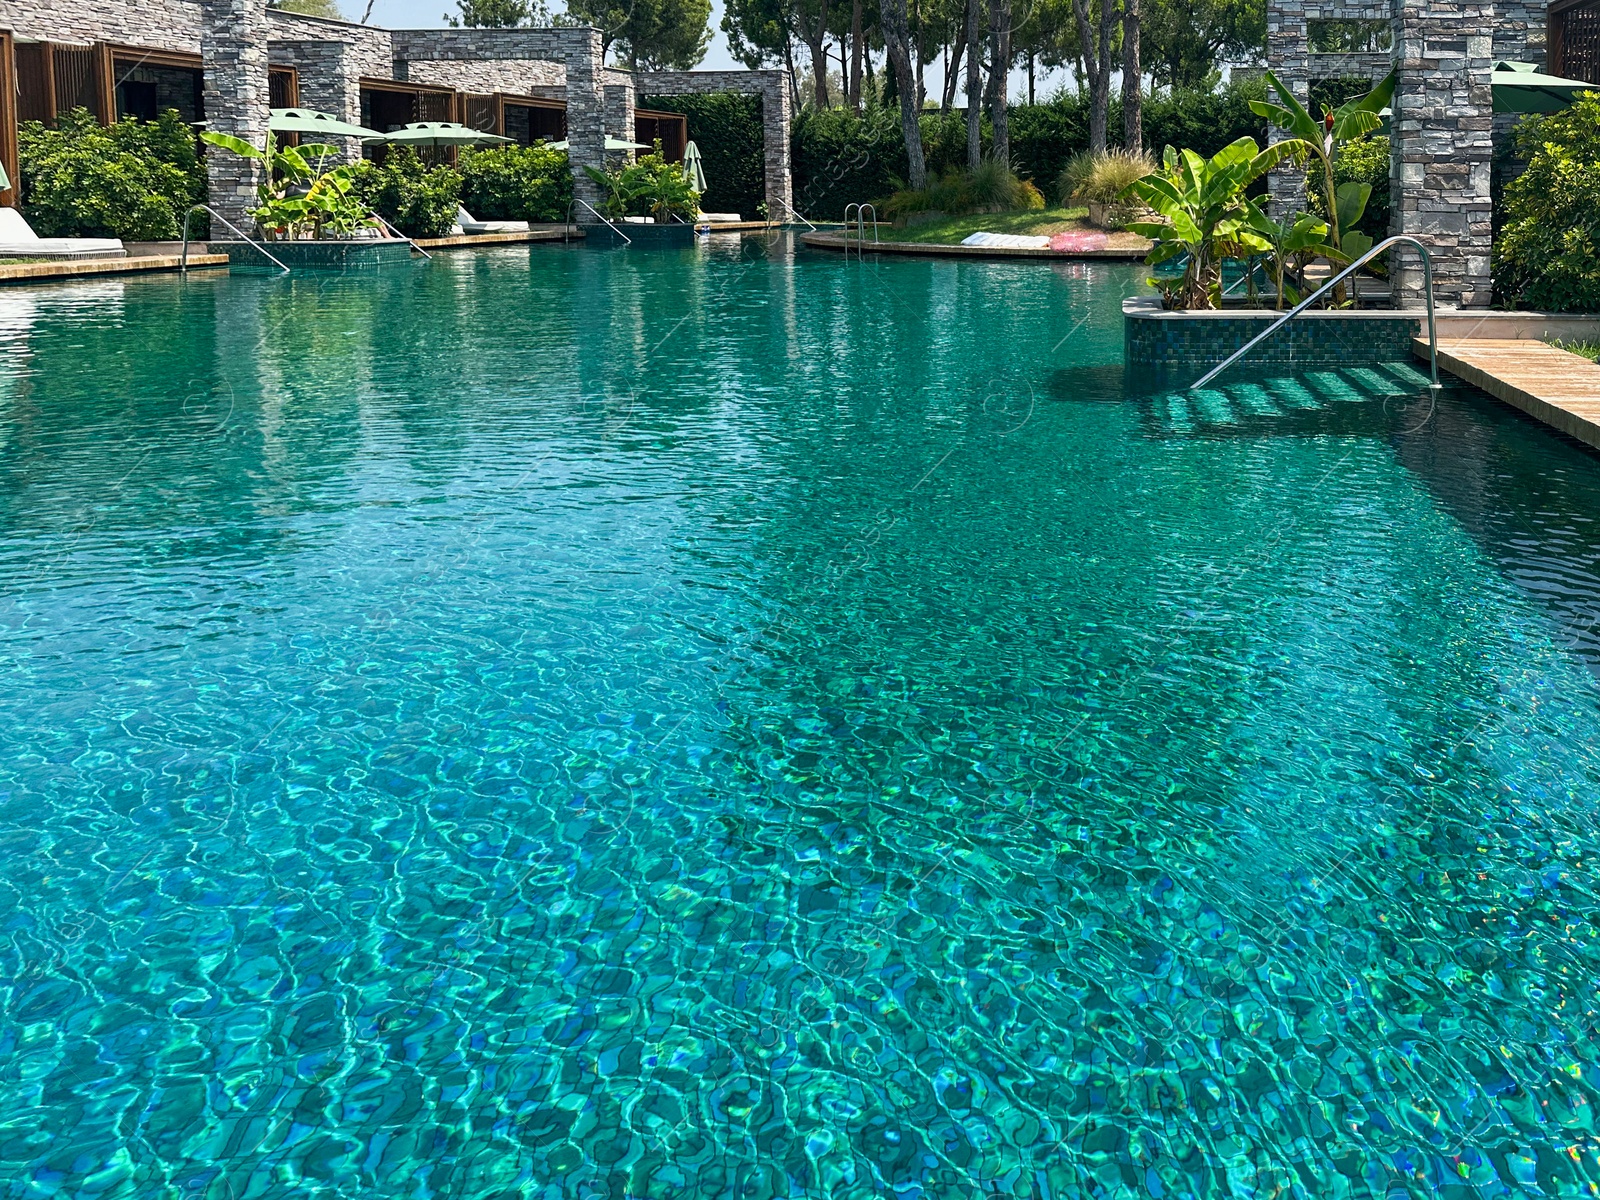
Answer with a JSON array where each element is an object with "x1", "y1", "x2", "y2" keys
[
  {"x1": 637, "y1": 93, "x2": 763, "y2": 217},
  {"x1": 883, "y1": 160, "x2": 1042, "y2": 220},
  {"x1": 1494, "y1": 95, "x2": 1600, "y2": 312},
  {"x1": 457, "y1": 142, "x2": 572, "y2": 222},
  {"x1": 18, "y1": 108, "x2": 206, "y2": 240},
  {"x1": 347, "y1": 147, "x2": 462, "y2": 238}
]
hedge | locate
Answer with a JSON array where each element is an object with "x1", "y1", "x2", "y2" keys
[
  {"x1": 638, "y1": 93, "x2": 765, "y2": 218},
  {"x1": 789, "y1": 79, "x2": 1269, "y2": 219}
]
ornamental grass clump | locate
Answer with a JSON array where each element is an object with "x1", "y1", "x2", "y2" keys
[
  {"x1": 1058, "y1": 149, "x2": 1156, "y2": 206},
  {"x1": 883, "y1": 160, "x2": 1042, "y2": 220},
  {"x1": 1494, "y1": 93, "x2": 1600, "y2": 312}
]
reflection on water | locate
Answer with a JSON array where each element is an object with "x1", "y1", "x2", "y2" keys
[{"x1": 2, "y1": 240, "x2": 1600, "y2": 1198}]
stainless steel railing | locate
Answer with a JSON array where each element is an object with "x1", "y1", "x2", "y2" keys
[
  {"x1": 180, "y1": 204, "x2": 290, "y2": 274},
  {"x1": 569, "y1": 198, "x2": 632, "y2": 246},
  {"x1": 1190, "y1": 235, "x2": 1440, "y2": 392},
  {"x1": 768, "y1": 196, "x2": 817, "y2": 231}
]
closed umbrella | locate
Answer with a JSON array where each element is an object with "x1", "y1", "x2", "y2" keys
[
  {"x1": 1492, "y1": 60, "x2": 1597, "y2": 113},
  {"x1": 374, "y1": 122, "x2": 513, "y2": 147},
  {"x1": 269, "y1": 107, "x2": 385, "y2": 139},
  {"x1": 682, "y1": 140, "x2": 707, "y2": 193}
]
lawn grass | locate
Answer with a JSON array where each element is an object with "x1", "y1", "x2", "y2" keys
[
  {"x1": 1547, "y1": 338, "x2": 1600, "y2": 362},
  {"x1": 886, "y1": 207, "x2": 1091, "y2": 245}
]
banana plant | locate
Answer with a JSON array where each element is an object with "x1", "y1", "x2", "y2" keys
[
  {"x1": 1250, "y1": 70, "x2": 1394, "y2": 300},
  {"x1": 1121, "y1": 138, "x2": 1289, "y2": 310},
  {"x1": 1242, "y1": 203, "x2": 1339, "y2": 309},
  {"x1": 200, "y1": 131, "x2": 374, "y2": 240}
]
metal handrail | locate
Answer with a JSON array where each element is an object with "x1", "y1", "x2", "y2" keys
[
  {"x1": 843, "y1": 203, "x2": 879, "y2": 261},
  {"x1": 181, "y1": 204, "x2": 290, "y2": 274},
  {"x1": 368, "y1": 210, "x2": 431, "y2": 259},
  {"x1": 1190, "y1": 235, "x2": 1440, "y2": 392},
  {"x1": 768, "y1": 196, "x2": 817, "y2": 231},
  {"x1": 569, "y1": 197, "x2": 632, "y2": 246}
]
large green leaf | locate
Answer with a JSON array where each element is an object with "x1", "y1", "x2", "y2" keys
[
  {"x1": 1334, "y1": 181, "x2": 1372, "y2": 232},
  {"x1": 1332, "y1": 71, "x2": 1396, "y2": 143},
  {"x1": 199, "y1": 131, "x2": 263, "y2": 160},
  {"x1": 1252, "y1": 71, "x2": 1323, "y2": 144}
]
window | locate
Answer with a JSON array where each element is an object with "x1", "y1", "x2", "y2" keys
[{"x1": 1308, "y1": 19, "x2": 1394, "y2": 54}]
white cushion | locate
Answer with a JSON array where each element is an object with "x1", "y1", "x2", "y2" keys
[
  {"x1": 0, "y1": 208, "x2": 39, "y2": 242},
  {"x1": 0, "y1": 240, "x2": 126, "y2": 259}
]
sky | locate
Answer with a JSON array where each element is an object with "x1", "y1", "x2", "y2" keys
[{"x1": 350, "y1": 0, "x2": 1077, "y2": 101}]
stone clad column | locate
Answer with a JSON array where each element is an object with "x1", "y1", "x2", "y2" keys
[
  {"x1": 564, "y1": 29, "x2": 607, "y2": 220},
  {"x1": 603, "y1": 74, "x2": 636, "y2": 147},
  {"x1": 202, "y1": 0, "x2": 271, "y2": 232},
  {"x1": 762, "y1": 74, "x2": 793, "y2": 220},
  {"x1": 1390, "y1": 0, "x2": 1494, "y2": 307}
]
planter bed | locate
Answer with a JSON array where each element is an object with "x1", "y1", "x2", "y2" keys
[{"x1": 215, "y1": 239, "x2": 415, "y2": 270}]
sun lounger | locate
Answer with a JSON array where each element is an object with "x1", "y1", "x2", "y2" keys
[
  {"x1": 455, "y1": 207, "x2": 529, "y2": 235},
  {"x1": 0, "y1": 207, "x2": 126, "y2": 259}
]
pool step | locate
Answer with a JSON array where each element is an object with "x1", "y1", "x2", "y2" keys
[{"x1": 1143, "y1": 362, "x2": 1434, "y2": 436}]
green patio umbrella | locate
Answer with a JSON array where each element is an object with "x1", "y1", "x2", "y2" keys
[
  {"x1": 682, "y1": 140, "x2": 707, "y2": 193},
  {"x1": 269, "y1": 107, "x2": 385, "y2": 139},
  {"x1": 1492, "y1": 60, "x2": 1597, "y2": 113},
  {"x1": 547, "y1": 137, "x2": 654, "y2": 152},
  {"x1": 374, "y1": 122, "x2": 513, "y2": 147}
]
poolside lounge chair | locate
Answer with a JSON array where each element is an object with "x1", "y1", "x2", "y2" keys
[
  {"x1": 0, "y1": 208, "x2": 126, "y2": 259},
  {"x1": 454, "y1": 207, "x2": 529, "y2": 235}
]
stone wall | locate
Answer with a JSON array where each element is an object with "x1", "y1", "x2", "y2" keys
[
  {"x1": 0, "y1": 0, "x2": 202, "y2": 52},
  {"x1": 399, "y1": 58, "x2": 565, "y2": 93},
  {"x1": 388, "y1": 26, "x2": 606, "y2": 216},
  {"x1": 202, "y1": 0, "x2": 269, "y2": 230},
  {"x1": 635, "y1": 70, "x2": 792, "y2": 217},
  {"x1": 1391, "y1": 0, "x2": 1494, "y2": 307}
]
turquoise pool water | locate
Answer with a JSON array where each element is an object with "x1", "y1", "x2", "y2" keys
[{"x1": 4, "y1": 235, "x2": 1600, "y2": 1199}]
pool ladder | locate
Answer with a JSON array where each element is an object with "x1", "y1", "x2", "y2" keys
[
  {"x1": 843, "y1": 203, "x2": 879, "y2": 261},
  {"x1": 1191, "y1": 234, "x2": 1442, "y2": 392},
  {"x1": 567, "y1": 198, "x2": 632, "y2": 246}
]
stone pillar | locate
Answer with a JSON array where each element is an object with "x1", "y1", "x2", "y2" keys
[
  {"x1": 565, "y1": 29, "x2": 606, "y2": 221},
  {"x1": 268, "y1": 40, "x2": 363, "y2": 163},
  {"x1": 762, "y1": 76, "x2": 793, "y2": 219},
  {"x1": 1391, "y1": 0, "x2": 1494, "y2": 307},
  {"x1": 603, "y1": 75, "x2": 636, "y2": 147},
  {"x1": 202, "y1": 0, "x2": 271, "y2": 232},
  {"x1": 1264, "y1": 0, "x2": 1310, "y2": 221}
]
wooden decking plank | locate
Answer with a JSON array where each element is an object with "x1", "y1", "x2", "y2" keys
[{"x1": 1418, "y1": 336, "x2": 1600, "y2": 450}]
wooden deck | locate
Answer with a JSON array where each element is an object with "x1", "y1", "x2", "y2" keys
[
  {"x1": 0, "y1": 252, "x2": 229, "y2": 286},
  {"x1": 413, "y1": 225, "x2": 582, "y2": 248},
  {"x1": 1419, "y1": 336, "x2": 1600, "y2": 451}
]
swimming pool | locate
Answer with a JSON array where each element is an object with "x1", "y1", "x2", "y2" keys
[{"x1": 4, "y1": 234, "x2": 1600, "y2": 1199}]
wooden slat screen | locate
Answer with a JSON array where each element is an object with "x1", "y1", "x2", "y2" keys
[
  {"x1": 417, "y1": 89, "x2": 453, "y2": 122},
  {"x1": 463, "y1": 92, "x2": 499, "y2": 133},
  {"x1": 269, "y1": 67, "x2": 298, "y2": 109},
  {"x1": 1553, "y1": 0, "x2": 1600, "y2": 83},
  {"x1": 52, "y1": 45, "x2": 98, "y2": 120},
  {"x1": 16, "y1": 42, "x2": 54, "y2": 124}
]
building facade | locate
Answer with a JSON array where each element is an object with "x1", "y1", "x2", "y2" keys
[{"x1": 0, "y1": 0, "x2": 793, "y2": 223}]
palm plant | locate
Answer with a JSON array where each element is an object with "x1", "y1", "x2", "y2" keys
[
  {"x1": 1241, "y1": 205, "x2": 1335, "y2": 310},
  {"x1": 1122, "y1": 138, "x2": 1289, "y2": 310}
]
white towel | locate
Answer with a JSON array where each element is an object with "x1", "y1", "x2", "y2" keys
[{"x1": 960, "y1": 231, "x2": 1051, "y2": 249}]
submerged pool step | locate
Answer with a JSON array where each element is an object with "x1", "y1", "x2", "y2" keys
[{"x1": 1144, "y1": 363, "x2": 1434, "y2": 436}]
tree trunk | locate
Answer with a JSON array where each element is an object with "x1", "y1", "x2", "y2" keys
[
  {"x1": 850, "y1": 0, "x2": 864, "y2": 111},
  {"x1": 1121, "y1": 0, "x2": 1141, "y2": 152},
  {"x1": 965, "y1": 0, "x2": 982, "y2": 168},
  {"x1": 1028, "y1": 51, "x2": 1035, "y2": 105},
  {"x1": 883, "y1": 0, "x2": 928, "y2": 187},
  {"x1": 1072, "y1": 0, "x2": 1116, "y2": 152},
  {"x1": 943, "y1": 40, "x2": 964, "y2": 111},
  {"x1": 807, "y1": 36, "x2": 830, "y2": 107},
  {"x1": 988, "y1": 0, "x2": 1010, "y2": 164},
  {"x1": 914, "y1": 0, "x2": 926, "y2": 109},
  {"x1": 785, "y1": 39, "x2": 802, "y2": 111}
]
